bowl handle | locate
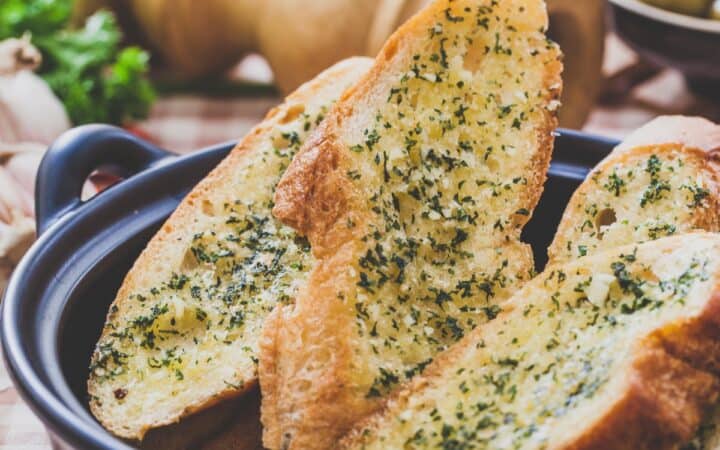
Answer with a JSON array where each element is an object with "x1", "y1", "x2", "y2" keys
[{"x1": 35, "y1": 125, "x2": 172, "y2": 235}]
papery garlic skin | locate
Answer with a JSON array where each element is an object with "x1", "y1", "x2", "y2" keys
[
  {"x1": 0, "y1": 164, "x2": 37, "y2": 295},
  {"x1": 0, "y1": 210, "x2": 34, "y2": 263},
  {"x1": 0, "y1": 37, "x2": 41, "y2": 75},
  {"x1": 0, "y1": 166, "x2": 32, "y2": 221},
  {"x1": 0, "y1": 211, "x2": 34, "y2": 294},
  {"x1": 0, "y1": 70, "x2": 71, "y2": 144},
  {"x1": 4, "y1": 147, "x2": 43, "y2": 203},
  {"x1": 0, "y1": 38, "x2": 70, "y2": 293},
  {"x1": 0, "y1": 38, "x2": 71, "y2": 145}
]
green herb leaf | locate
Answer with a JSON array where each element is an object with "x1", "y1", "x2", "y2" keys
[
  {"x1": 0, "y1": 0, "x2": 70, "y2": 39},
  {"x1": 1, "y1": 3, "x2": 155, "y2": 126}
]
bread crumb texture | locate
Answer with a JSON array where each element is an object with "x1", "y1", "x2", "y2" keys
[
  {"x1": 261, "y1": 0, "x2": 562, "y2": 448},
  {"x1": 87, "y1": 59, "x2": 371, "y2": 439},
  {"x1": 335, "y1": 0, "x2": 559, "y2": 403},
  {"x1": 548, "y1": 144, "x2": 720, "y2": 264},
  {"x1": 345, "y1": 233, "x2": 720, "y2": 450}
]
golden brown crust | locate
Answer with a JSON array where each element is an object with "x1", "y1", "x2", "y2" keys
[
  {"x1": 262, "y1": 0, "x2": 562, "y2": 448},
  {"x1": 557, "y1": 347, "x2": 718, "y2": 450},
  {"x1": 272, "y1": 125, "x2": 368, "y2": 254},
  {"x1": 88, "y1": 57, "x2": 373, "y2": 440},
  {"x1": 556, "y1": 291, "x2": 720, "y2": 450},
  {"x1": 256, "y1": 306, "x2": 284, "y2": 450},
  {"x1": 259, "y1": 241, "x2": 375, "y2": 450},
  {"x1": 547, "y1": 143, "x2": 720, "y2": 266},
  {"x1": 340, "y1": 234, "x2": 720, "y2": 450},
  {"x1": 613, "y1": 115, "x2": 720, "y2": 156}
]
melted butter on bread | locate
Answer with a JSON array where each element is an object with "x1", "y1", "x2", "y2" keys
[
  {"x1": 261, "y1": 0, "x2": 562, "y2": 448},
  {"x1": 87, "y1": 58, "x2": 373, "y2": 440},
  {"x1": 343, "y1": 234, "x2": 720, "y2": 450}
]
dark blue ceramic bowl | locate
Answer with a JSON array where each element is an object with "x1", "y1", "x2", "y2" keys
[
  {"x1": 0, "y1": 125, "x2": 619, "y2": 449},
  {"x1": 610, "y1": 0, "x2": 720, "y2": 99}
]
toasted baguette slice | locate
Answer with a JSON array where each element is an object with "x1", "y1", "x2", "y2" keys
[
  {"x1": 259, "y1": 0, "x2": 563, "y2": 448},
  {"x1": 548, "y1": 117, "x2": 720, "y2": 265},
  {"x1": 613, "y1": 115, "x2": 720, "y2": 156},
  {"x1": 87, "y1": 57, "x2": 373, "y2": 441},
  {"x1": 343, "y1": 233, "x2": 720, "y2": 450},
  {"x1": 548, "y1": 116, "x2": 720, "y2": 450}
]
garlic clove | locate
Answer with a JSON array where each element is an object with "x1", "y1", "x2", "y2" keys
[
  {"x1": 0, "y1": 70, "x2": 71, "y2": 145},
  {"x1": 0, "y1": 212, "x2": 34, "y2": 261},
  {"x1": 0, "y1": 192, "x2": 10, "y2": 225},
  {"x1": 0, "y1": 260, "x2": 11, "y2": 295},
  {"x1": 0, "y1": 38, "x2": 70, "y2": 145},
  {"x1": 0, "y1": 166, "x2": 32, "y2": 222},
  {"x1": 0, "y1": 142, "x2": 46, "y2": 218},
  {"x1": 0, "y1": 38, "x2": 41, "y2": 75},
  {"x1": 0, "y1": 141, "x2": 46, "y2": 160},
  {"x1": 6, "y1": 149, "x2": 43, "y2": 197}
]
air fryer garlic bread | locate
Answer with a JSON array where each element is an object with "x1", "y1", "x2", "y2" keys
[
  {"x1": 87, "y1": 57, "x2": 373, "y2": 441},
  {"x1": 343, "y1": 233, "x2": 720, "y2": 450},
  {"x1": 548, "y1": 117, "x2": 720, "y2": 265},
  {"x1": 259, "y1": 0, "x2": 563, "y2": 448}
]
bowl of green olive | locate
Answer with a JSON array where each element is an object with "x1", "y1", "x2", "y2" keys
[{"x1": 609, "y1": 0, "x2": 720, "y2": 99}]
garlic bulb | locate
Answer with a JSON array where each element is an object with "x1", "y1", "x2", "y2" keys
[
  {"x1": 0, "y1": 139, "x2": 48, "y2": 295},
  {"x1": 0, "y1": 214, "x2": 34, "y2": 294},
  {"x1": 1, "y1": 142, "x2": 44, "y2": 216},
  {"x1": 0, "y1": 164, "x2": 35, "y2": 295},
  {"x1": 0, "y1": 38, "x2": 71, "y2": 144},
  {"x1": 0, "y1": 39, "x2": 70, "y2": 293}
]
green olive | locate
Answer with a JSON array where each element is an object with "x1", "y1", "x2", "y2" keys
[{"x1": 642, "y1": 0, "x2": 712, "y2": 16}]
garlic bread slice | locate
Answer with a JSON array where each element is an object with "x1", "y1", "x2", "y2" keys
[
  {"x1": 548, "y1": 116, "x2": 720, "y2": 265},
  {"x1": 259, "y1": 0, "x2": 563, "y2": 448},
  {"x1": 344, "y1": 233, "x2": 720, "y2": 450},
  {"x1": 87, "y1": 57, "x2": 373, "y2": 441}
]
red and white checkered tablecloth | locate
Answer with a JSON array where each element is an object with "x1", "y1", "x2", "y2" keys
[{"x1": 139, "y1": 95, "x2": 279, "y2": 154}]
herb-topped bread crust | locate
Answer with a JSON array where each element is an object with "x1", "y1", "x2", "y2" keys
[
  {"x1": 87, "y1": 57, "x2": 373, "y2": 441},
  {"x1": 547, "y1": 144, "x2": 720, "y2": 265},
  {"x1": 342, "y1": 233, "x2": 720, "y2": 450},
  {"x1": 548, "y1": 116, "x2": 720, "y2": 266},
  {"x1": 259, "y1": 0, "x2": 562, "y2": 448},
  {"x1": 549, "y1": 115, "x2": 720, "y2": 450}
]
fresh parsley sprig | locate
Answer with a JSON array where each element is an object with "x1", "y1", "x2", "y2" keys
[{"x1": 0, "y1": 0, "x2": 155, "y2": 125}]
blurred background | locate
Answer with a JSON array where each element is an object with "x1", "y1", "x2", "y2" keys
[{"x1": 0, "y1": 0, "x2": 719, "y2": 446}]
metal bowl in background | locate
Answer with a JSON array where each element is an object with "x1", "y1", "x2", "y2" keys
[
  {"x1": 0, "y1": 126, "x2": 619, "y2": 449},
  {"x1": 609, "y1": 0, "x2": 720, "y2": 100}
]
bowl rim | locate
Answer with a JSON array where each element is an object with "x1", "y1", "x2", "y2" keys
[
  {"x1": 609, "y1": 0, "x2": 720, "y2": 34},
  {"x1": 1, "y1": 133, "x2": 236, "y2": 450},
  {"x1": 1, "y1": 128, "x2": 620, "y2": 449}
]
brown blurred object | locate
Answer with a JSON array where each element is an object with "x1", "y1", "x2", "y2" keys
[
  {"x1": 548, "y1": 0, "x2": 606, "y2": 129},
  {"x1": 585, "y1": 33, "x2": 720, "y2": 139},
  {"x1": 73, "y1": 0, "x2": 605, "y2": 129},
  {"x1": 141, "y1": 389, "x2": 263, "y2": 450}
]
